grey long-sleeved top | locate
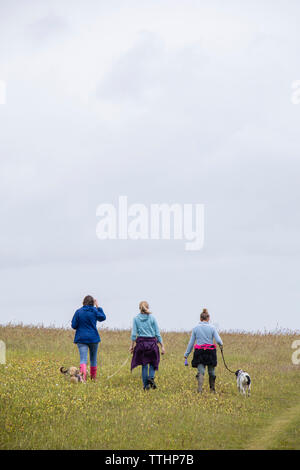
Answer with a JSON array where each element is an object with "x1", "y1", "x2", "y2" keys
[{"x1": 184, "y1": 322, "x2": 223, "y2": 357}]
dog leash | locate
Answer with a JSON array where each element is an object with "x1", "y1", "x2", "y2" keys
[
  {"x1": 220, "y1": 348, "x2": 236, "y2": 374},
  {"x1": 105, "y1": 355, "x2": 130, "y2": 380}
]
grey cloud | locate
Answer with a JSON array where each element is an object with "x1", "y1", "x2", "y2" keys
[
  {"x1": 0, "y1": 0, "x2": 299, "y2": 331},
  {"x1": 97, "y1": 31, "x2": 165, "y2": 103},
  {"x1": 26, "y1": 13, "x2": 69, "y2": 44}
]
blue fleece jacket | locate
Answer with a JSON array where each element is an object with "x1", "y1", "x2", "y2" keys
[
  {"x1": 131, "y1": 313, "x2": 163, "y2": 343},
  {"x1": 71, "y1": 305, "x2": 106, "y2": 344},
  {"x1": 184, "y1": 321, "x2": 223, "y2": 357}
]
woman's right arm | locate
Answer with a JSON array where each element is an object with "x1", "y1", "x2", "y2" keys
[
  {"x1": 130, "y1": 318, "x2": 137, "y2": 353},
  {"x1": 94, "y1": 299, "x2": 106, "y2": 322},
  {"x1": 184, "y1": 329, "x2": 196, "y2": 358}
]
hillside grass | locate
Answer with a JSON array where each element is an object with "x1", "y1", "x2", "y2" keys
[{"x1": 0, "y1": 325, "x2": 299, "y2": 450}]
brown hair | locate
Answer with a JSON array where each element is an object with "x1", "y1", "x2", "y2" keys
[
  {"x1": 139, "y1": 301, "x2": 151, "y2": 315},
  {"x1": 83, "y1": 295, "x2": 94, "y2": 306},
  {"x1": 200, "y1": 308, "x2": 210, "y2": 321}
]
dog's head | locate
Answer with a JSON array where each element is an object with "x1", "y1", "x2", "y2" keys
[
  {"x1": 69, "y1": 366, "x2": 80, "y2": 377},
  {"x1": 60, "y1": 366, "x2": 83, "y2": 383},
  {"x1": 235, "y1": 369, "x2": 242, "y2": 377},
  {"x1": 60, "y1": 366, "x2": 81, "y2": 376}
]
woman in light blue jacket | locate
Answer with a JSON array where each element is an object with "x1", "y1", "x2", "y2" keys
[
  {"x1": 184, "y1": 308, "x2": 223, "y2": 394},
  {"x1": 130, "y1": 301, "x2": 165, "y2": 390}
]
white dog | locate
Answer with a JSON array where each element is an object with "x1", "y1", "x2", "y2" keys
[{"x1": 235, "y1": 369, "x2": 251, "y2": 396}]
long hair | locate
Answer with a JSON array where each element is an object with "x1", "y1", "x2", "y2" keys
[
  {"x1": 200, "y1": 308, "x2": 210, "y2": 321},
  {"x1": 139, "y1": 301, "x2": 151, "y2": 315}
]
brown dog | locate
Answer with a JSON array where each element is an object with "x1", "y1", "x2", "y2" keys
[{"x1": 60, "y1": 366, "x2": 84, "y2": 384}]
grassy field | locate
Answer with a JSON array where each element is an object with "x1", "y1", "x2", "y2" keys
[{"x1": 0, "y1": 324, "x2": 299, "y2": 450}]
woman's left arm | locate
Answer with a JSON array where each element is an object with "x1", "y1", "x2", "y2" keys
[
  {"x1": 213, "y1": 328, "x2": 223, "y2": 348},
  {"x1": 71, "y1": 311, "x2": 79, "y2": 329}
]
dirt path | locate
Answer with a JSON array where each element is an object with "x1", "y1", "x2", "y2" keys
[{"x1": 246, "y1": 402, "x2": 300, "y2": 450}]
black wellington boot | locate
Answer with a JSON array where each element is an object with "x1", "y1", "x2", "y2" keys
[
  {"x1": 209, "y1": 375, "x2": 216, "y2": 393},
  {"x1": 147, "y1": 378, "x2": 157, "y2": 389}
]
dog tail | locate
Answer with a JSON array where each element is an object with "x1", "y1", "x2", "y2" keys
[{"x1": 60, "y1": 367, "x2": 68, "y2": 374}]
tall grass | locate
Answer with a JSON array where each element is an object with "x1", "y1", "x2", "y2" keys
[{"x1": 0, "y1": 324, "x2": 299, "y2": 449}]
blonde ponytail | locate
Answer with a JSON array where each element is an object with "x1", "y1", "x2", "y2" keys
[{"x1": 139, "y1": 301, "x2": 151, "y2": 315}]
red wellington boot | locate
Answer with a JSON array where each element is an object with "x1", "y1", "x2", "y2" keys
[{"x1": 90, "y1": 366, "x2": 97, "y2": 380}]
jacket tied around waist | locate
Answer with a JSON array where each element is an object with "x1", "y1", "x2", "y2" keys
[
  {"x1": 191, "y1": 343, "x2": 217, "y2": 368},
  {"x1": 131, "y1": 336, "x2": 160, "y2": 371}
]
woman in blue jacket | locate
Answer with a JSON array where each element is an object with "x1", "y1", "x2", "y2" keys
[{"x1": 71, "y1": 295, "x2": 106, "y2": 381}]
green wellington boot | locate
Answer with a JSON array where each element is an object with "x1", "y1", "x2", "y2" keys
[{"x1": 197, "y1": 373, "x2": 204, "y2": 393}]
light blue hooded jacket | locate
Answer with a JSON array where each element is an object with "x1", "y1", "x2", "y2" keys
[{"x1": 131, "y1": 313, "x2": 163, "y2": 343}]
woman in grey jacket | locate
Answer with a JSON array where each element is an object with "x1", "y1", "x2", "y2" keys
[{"x1": 184, "y1": 308, "x2": 223, "y2": 394}]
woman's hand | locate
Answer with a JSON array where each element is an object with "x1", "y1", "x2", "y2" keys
[
  {"x1": 129, "y1": 341, "x2": 135, "y2": 354},
  {"x1": 94, "y1": 299, "x2": 99, "y2": 308},
  {"x1": 161, "y1": 345, "x2": 165, "y2": 355}
]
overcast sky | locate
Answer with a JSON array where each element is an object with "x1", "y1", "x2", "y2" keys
[{"x1": 0, "y1": 0, "x2": 299, "y2": 333}]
